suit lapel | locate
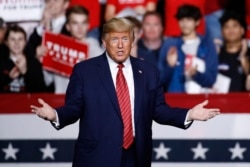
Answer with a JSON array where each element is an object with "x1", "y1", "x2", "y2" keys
[
  {"x1": 130, "y1": 57, "x2": 144, "y2": 124},
  {"x1": 97, "y1": 54, "x2": 122, "y2": 120}
]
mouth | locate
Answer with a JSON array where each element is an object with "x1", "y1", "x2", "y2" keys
[{"x1": 117, "y1": 51, "x2": 124, "y2": 56}]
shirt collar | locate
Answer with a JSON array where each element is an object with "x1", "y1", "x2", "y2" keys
[
  {"x1": 51, "y1": 15, "x2": 66, "y2": 31},
  {"x1": 106, "y1": 52, "x2": 131, "y2": 71}
]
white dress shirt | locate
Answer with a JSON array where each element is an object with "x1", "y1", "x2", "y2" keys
[{"x1": 106, "y1": 53, "x2": 135, "y2": 136}]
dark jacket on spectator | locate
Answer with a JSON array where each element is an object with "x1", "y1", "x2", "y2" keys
[{"x1": 0, "y1": 45, "x2": 46, "y2": 93}]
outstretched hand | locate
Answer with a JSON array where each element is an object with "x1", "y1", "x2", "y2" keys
[
  {"x1": 31, "y1": 98, "x2": 56, "y2": 121},
  {"x1": 187, "y1": 100, "x2": 220, "y2": 121}
]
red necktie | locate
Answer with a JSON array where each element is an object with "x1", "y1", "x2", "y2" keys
[{"x1": 116, "y1": 64, "x2": 134, "y2": 149}]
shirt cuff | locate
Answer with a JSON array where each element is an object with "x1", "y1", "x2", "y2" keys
[
  {"x1": 184, "y1": 110, "x2": 193, "y2": 127},
  {"x1": 36, "y1": 24, "x2": 44, "y2": 36},
  {"x1": 52, "y1": 110, "x2": 60, "y2": 128}
]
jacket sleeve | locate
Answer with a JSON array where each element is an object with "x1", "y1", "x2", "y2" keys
[
  {"x1": 24, "y1": 56, "x2": 46, "y2": 92},
  {"x1": 153, "y1": 67, "x2": 190, "y2": 129},
  {"x1": 54, "y1": 63, "x2": 84, "y2": 129},
  {"x1": 24, "y1": 28, "x2": 42, "y2": 59},
  {"x1": 192, "y1": 36, "x2": 218, "y2": 87}
]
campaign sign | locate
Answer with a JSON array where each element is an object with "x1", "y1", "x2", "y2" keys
[{"x1": 42, "y1": 31, "x2": 88, "y2": 77}]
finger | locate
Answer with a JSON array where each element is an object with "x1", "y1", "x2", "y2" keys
[
  {"x1": 206, "y1": 108, "x2": 220, "y2": 113},
  {"x1": 30, "y1": 105, "x2": 39, "y2": 111},
  {"x1": 200, "y1": 100, "x2": 208, "y2": 107},
  {"x1": 38, "y1": 98, "x2": 47, "y2": 106}
]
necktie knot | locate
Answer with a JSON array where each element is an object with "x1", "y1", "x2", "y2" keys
[{"x1": 117, "y1": 63, "x2": 124, "y2": 70}]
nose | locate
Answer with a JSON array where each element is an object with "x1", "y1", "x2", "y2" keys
[{"x1": 117, "y1": 39, "x2": 123, "y2": 48}]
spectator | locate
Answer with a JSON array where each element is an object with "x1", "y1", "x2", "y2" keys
[
  {"x1": 26, "y1": 0, "x2": 70, "y2": 58},
  {"x1": 25, "y1": 0, "x2": 70, "y2": 92},
  {"x1": 104, "y1": 0, "x2": 157, "y2": 22},
  {"x1": 217, "y1": 11, "x2": 250, "y2": 92},
  {"x1": 163, "y1": 0, "x2": 206, "y2": 37},
  {"x1": 0, "y1": 25, "x2": 46, "y2": 93},
  {"x1": 137, "y1": 11, "x2": 164, "y2": 66},
  {"x1": 68, "y1": 0, "x2": 101, "y2": 40},
  {"x1": 124, "y1": 16, "x2": 143, "y2": 58},
  {"x1": 36, "y1": 5, "x2": 104, "y2": 94},
  {"x1": 0, "y1": 17, "x2": 8, "y2": 56},
  {"x1": 204, "y1": 0, "x2": 228, "y2": 53},
  {"x1": 0, "y1": 17, "x2": 6, "y2": 45},
  {"x1": 246, "y1": 0, "x2": 250, "y2": 46},
  {"x1": 158, "y1": 4, "x2": 218, "y2": 93},
  {"x1": 246, "y1": 74, "x2": 250, "y2": 91}
]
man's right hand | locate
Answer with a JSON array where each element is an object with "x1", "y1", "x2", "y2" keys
[{"x1": 31, "y1": 98, "x2": 56, "y2": 122}]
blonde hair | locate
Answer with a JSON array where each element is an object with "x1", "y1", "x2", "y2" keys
[{"x1": 102, "y1": 17, "x2": 135, "y2": 40}]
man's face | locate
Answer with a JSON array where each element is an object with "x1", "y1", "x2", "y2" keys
[
  {"x1": 66, "y1": 13, "x2": 89, "y2": 41},
  {"x1": 45, "y1": 0, "x2": 69, "y2": 18},
  {"x1": 6, "y1": 31, "x2": 26, "y2": 55},
  {"x1": 178, "y1": 18, "x2": 199, "y2": 36},
  {"x1": 222, "y1": 19, "x2": 244, "y2": 43},
  {"x1": 142, "y1": 15, "x2": 163, "y2": 40},
  {"x1": 102, "y1": 31, "x2": 133, "y2": 63}
]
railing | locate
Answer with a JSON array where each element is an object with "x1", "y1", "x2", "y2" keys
[{"x1": 0, "y1": 93, "x2": 250, "y2": 113}]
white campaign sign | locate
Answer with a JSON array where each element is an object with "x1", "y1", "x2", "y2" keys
[{"x1": 0, "y1": 0, "x2": 44, "y2": 22}]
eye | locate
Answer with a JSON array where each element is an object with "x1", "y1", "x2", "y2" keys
[
  {"x1": 122, "y1": 37, "x2": 129, "y2": 41},
  {"x1": 111, "y1": 38, "x2": 118, "y2": 43}
]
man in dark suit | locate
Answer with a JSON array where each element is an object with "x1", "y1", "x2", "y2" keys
[{"x1": 31, "y1": 18, "x2": 220, "y2": 167}]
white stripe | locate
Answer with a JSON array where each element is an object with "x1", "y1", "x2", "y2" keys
[
  {"x1": 152, "y1": 114, "x2": 250, "y2": 139},
  {"x1": 0, "y1": 114, "x2": 78, "y2": 139}
]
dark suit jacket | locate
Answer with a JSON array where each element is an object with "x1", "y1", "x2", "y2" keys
[{"x1": 55, "y1": 53, "x2": 190, "y2": 167}]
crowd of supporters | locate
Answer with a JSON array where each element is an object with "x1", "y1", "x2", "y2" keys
[{"x1": 0, "y1": 0, "x2": 250, "y2": 94}]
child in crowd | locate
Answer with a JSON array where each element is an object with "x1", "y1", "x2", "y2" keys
[{"x1": 158, "y1": 4, "x2": 217, "y2": 93}]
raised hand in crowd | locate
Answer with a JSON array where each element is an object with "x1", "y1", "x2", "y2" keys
[
  {"x1": 166, "y1": 46, "x2": 178, "y2": 67},
  {"x1": 239, "y1": 39, "x2": 249, "y2": 75},
  {"x1": 9, "y1": 54, "x2": 27, "y2": 79},
  {"x1": 185, "y1": 64, "x2": 198, "y2": 78},
  {"x1": 36, "y1": 45, "x2": 48, "y2": 62},
  {"x1": 13, "y1": 54, "x2": 27, "y2": 75},
  {"x1": 40, "y1": 2, "x2": 54, "y2": 31}
]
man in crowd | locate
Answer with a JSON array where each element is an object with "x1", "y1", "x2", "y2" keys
[
  {"x1": 36, "y1": 5, "x2": 104, "y2": 94},
  {"x1": 137, "y1": 11, "x2": 164, "y2": 66}
]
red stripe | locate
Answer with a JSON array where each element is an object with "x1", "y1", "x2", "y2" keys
[{"x1": 0, "y1": 93, "x2": 250, "y2": 114}]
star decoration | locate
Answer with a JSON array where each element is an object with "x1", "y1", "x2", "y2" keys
[
  {"x1": 40, "y1": 142, "x2": 58, "y2": 160},
  {"x1": 2, "y1": 143, "x2": 19, "y2": 160},
  {"x1": 191, "y1": 142, "x2": 209, "y2": 160},
  {"x1": 154, "y1": 142, "x2": 171, "y2": 160},
  {"x1": 229, "y1": 142, "x2": 247, "y2": 160}
]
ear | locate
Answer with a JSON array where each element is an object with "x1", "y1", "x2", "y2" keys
[
  {"x1": 66, "y1": 23, "x2": 70, "y2": 32},
  {"x1": 195, "y1": 19, "x2": 200, "y2": 27},
  {"x1": 102, "y1": 39, "x2": 106, "y2": 48},
  {"x1": 64, "y1": 1, "x2": 70, "y2": 10},
  {"x1": 86, "y1": 22, "x2": 90, "y2": 31},
  {"x1": 240, "y1": 27, "x2": 245, "y2": 37}
]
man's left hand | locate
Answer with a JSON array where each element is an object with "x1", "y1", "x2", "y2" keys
[{"x1": 187, "y1": 100, "x2": 220, "y2": 121}]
